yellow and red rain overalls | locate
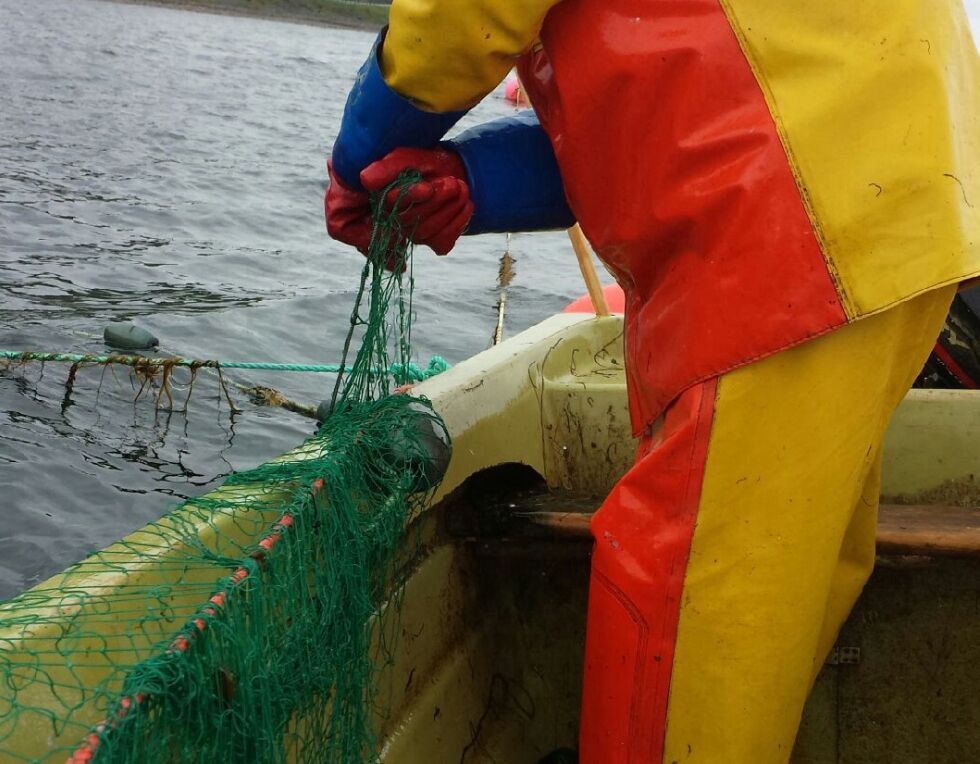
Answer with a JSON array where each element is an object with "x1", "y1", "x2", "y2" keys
[{"x1": 335, "y1": 1, "x2": 980, "y2": 760}]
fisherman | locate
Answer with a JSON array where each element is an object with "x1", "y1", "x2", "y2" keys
[{"x1": 325, "y1": 2, "x2": 980, "y2": 761}]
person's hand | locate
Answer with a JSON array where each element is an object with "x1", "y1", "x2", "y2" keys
[
  {"x1": 324, "y1": 160, "x2": 373, "y2": 254},
  {"x1": 324, "y1": 31, "x2": 473, "y2": 259},
  {"x1": 324, "y1": 156, "x2": 433, "y2": 271},
  {"x1": 360, "y1": 146, "x2": 473, "y2": 256}
]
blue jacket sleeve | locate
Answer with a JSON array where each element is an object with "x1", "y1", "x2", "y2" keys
[
  {"x1": 447, "y1": 111, "x2": 575, "y2": 234},
  {"x1": 330, "y1": 30, "x2": 469, "y2": 190}
]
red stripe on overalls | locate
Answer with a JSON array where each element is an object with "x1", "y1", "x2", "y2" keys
[{"x1": 580, "y1": 379, "x2": 717, "y2": 762}]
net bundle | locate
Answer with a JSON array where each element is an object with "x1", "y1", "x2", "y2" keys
[{"x1": 0, "y1": 175, "x2": 448, "y2": 762}]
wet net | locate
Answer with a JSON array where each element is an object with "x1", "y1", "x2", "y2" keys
[{"x1": 0, "y1": 176, "x2": 449, "y2": 763}]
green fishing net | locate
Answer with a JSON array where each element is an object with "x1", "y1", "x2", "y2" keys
[{"x1": 0, "y1": 175, "x2": 449, "y2": 762}]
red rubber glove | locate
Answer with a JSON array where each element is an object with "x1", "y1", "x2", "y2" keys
[
  {"x1": 325, "y1": 162, "x2": 412, "y2": 271},
  {"x1": 324, "y1": 160, "x2": 373, "y2": 255},
  {"x1": 360, "y1": 147, "x2": 473, "y2": 256}
]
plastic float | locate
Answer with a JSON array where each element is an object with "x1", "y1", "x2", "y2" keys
[{"x1": 503, "y1": 74, "x2": 531, "y2": 107}]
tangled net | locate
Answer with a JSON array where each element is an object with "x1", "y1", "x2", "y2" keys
[{"x1": 0, "y1": 174, "x2": 448, "y2": 762}]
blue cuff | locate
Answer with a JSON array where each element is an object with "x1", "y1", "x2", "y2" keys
[
  {"x1": 331, "y1": 30, "x2": 469, "y2": 190},
  {"x1": 448, "y1": 111, "x2": 575, "y2": 234}
]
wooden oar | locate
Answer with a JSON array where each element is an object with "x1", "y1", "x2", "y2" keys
[{"x1": 568, "y1": 224, "x2": 610, "y2": 316}]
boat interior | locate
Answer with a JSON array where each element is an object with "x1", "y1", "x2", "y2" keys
[{"x1": 378, "y1": 313, "x2": 980, "y2": 763}]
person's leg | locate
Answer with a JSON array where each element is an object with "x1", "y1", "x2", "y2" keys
[
  {"x1": 579, "y1": 285, "x2": 955, "y2": 763},
  {"x1": 810, "y1": 446, "x2": 883, "y2": 676},
  {"x1": 580, "y1": 377, "x2": 718, "y2": 763}
]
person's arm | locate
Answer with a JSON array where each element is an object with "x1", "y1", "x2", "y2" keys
[
  {"x1": 330, "y1": 0, "x2": 562, "y2": 189},
  {"x1": 326, "y1": 0, "x2": 569, "y2": 256},
  {"x1": 381, "y1": 0, "x2": 562, "y2": 113},
  {"x1": 346, "y1": 111, "x2": 573, "y2": 256},
  {"x1": 447, "y1": 110, "x2": 574, "y2": 235}
]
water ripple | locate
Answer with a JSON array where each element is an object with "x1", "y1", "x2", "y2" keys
[{"x1": 0, "y1": 0, "x2": 595, "y2": 598}]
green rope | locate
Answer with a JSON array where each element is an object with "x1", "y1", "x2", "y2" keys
[{"x1": 0, "y1": 351, "x2": 450, "y2": 383}]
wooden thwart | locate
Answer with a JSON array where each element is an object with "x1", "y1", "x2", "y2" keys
[
  {"x1": 511, "y1": 503, "x2": 980, "y2": 558},
  {"x1": 875, "y1": 503, "x2": 980, "y2": 557}
]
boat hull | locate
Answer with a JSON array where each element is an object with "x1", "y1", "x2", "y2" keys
[{"x1": 4, "y1": 314, "x2": 980, "y2": 761}]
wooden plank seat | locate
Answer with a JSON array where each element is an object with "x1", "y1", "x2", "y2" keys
[
  {"x1": 875, "y1": 503, "x2": 980, "y2": 556},
  {"x1": 495, "y1": 503, "x2": 980, "y2": 558}
]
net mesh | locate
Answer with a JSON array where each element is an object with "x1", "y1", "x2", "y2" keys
[{"x1": 0, "y1": 174, "x2": 446, "y2": 763}]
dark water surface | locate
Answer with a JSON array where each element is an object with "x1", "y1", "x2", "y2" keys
[{"x1": 0, "y1": 0, "x2": 596, "y2": 597}]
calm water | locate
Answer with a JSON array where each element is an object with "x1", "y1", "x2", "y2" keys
[{"x1": 0, "y1": 0, "x2": 597, "y2": 597}]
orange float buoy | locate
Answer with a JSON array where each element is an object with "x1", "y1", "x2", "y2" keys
[{"x1": 503, "y1": 75, "x2": 530, "y2": 107}]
